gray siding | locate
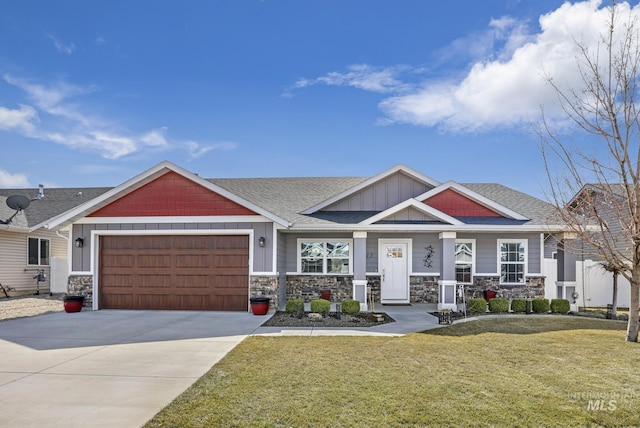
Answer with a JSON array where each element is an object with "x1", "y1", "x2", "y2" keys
[
  {"x1": 460, "y1": 233, "x2": 542, "y2": 275},
  {"x1": 284, "y1": 232, "x2": 353, "y2": 273},
  {"x1": 72, "y1": 222, "x2": 274, "y2": 273},
  {"x1": 366, "y1": 233, "x2": 440, "y2": 274},
  {"x1": 325, "y1": 171, "x2": 433, "y2": 212}
]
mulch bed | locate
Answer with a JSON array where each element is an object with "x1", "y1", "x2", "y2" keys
[{"x1": 261, "y1": 311, "x2": 395, "y2": 328}]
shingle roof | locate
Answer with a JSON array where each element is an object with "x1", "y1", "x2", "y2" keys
[
  {"x1": 0, "y1": 188, "x2": 112, "y2": 228},
  {"x1": 0, "y1": 176, "x2": 558, "y2": 229}
]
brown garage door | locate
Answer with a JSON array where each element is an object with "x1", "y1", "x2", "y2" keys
[{"x1": 99, "y1": 235, "x2": 249, "y2": 311}]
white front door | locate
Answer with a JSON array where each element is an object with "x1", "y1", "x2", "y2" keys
[{"x1": 379, "y1": 240, "x2": 410, "y2": 303}]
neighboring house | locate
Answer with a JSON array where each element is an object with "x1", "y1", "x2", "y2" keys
[
  {"x1": 561, "y1": 184, "x2": 635, "y2": 307},
  {"x1": 2, "y1": 161, "x2": 578, "y2": 311},
  {"x1": 0, "y1": 187, "x2": 109, "y2": 295}
]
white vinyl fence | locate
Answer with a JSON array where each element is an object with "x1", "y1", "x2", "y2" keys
[{"x1": 542, "y1": 258, "x2": 631, "y2": 308}]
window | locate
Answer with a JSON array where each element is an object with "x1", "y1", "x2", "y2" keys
[
  {"x1": 28, "y1": 237, "x2": 50, "y2": 266},
  {"x1": 499, "y1": 240, "x2": 526, "y2": 284},
  {"x1": 455, "y1": 241, "x2": 474, "y2": 283},
  {"x1": 299, "y1": 240, "x2": 351, "y2": 274}
]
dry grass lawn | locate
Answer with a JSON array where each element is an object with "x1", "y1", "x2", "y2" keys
[{"x1": 145, "y1": 317, "x2": 640, "y2": 427}]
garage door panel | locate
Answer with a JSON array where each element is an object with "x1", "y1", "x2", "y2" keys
[
  {"x1": 99, "y1": 235, "x2": 249, "y2": 310},
  {"x1": 137, "y1": 255, "x2": 173, "y2": 268}
]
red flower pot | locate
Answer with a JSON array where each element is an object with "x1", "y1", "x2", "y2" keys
[
  {"x1": 63, "y1": 295, "x2": 85, "y2": 313},
  {"x1": 250, "y1": 297, "x2": 270, "y2": 315},
  {"x1": 483, "y1": 290, "x2": 497, "y2": 302},
  {"x1": 320, "y1": 289, "x2": 331, "y2": 301}
]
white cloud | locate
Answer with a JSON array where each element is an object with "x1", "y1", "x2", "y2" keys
[
  {"x1": 284, "y1": 64, "x2": 416, "y2": 97},
  {"x1": 380, "y1": 0, "x2": 626, "y2": 131},
  {"x1": 1, "y1": 75, "x2": 227, "y2": 160},
  {"x1": 186, "y1": 141, "x2": 237, "y2": 160},
  {"x1": 0, "y1": 104, "x2": 39, "y2": 133},
  {"x1": 47, "y1": 34, "x2": 76, "y2": 55},
  {"x1": 0, "y1": 169, "x2": 30, "y2": 188}
]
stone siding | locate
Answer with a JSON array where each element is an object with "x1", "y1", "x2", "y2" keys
[
  {"x1": 250, "y1": 276, "x2": 279, "y2": 309},
  {"x1": 465, "y1": 276, "x2": 546, "y2": 300},
  {"x1": 285, "y1": 276, "x2": 353, "y2": 302},
  {"x1": 67, "y1": 275, "x2": 93, "y2": 306},
  {"x1": 285, "y1": 275, "x2": 438, "y2": 304}
]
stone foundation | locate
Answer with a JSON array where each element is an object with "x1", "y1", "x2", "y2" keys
[
  {"x1": 285, "y1": 276, "x2": 353, "y2": 302},
  {"x1": 285, "y1": 275, "x2": 439, "y2": 304},
  {"x1": 465, "y1": 276, "x2": 546, "y2": 300},
  {"x1": 250, "y1": 276, "x2": 279, "y2": 309},
  {"x1": 67, "y1": 275, "x2": 93, "y2": 306}
]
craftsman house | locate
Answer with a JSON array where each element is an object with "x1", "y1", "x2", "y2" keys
[{"x1": 2, "y1": 161, "x2": 578, "y2": 311}]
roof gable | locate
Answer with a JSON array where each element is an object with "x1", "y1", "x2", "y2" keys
[
  {"x1": 423, "y1": 188, "x2": 501, "y2": 217},
  {"x1": 88, "y1": 171, "x2": 256, "y2": 217},
  {"x1": 419, "y1": 182, "x2": 529, "y2": 221},
  {"x1": 44, "y1": 161, "x2": 291, "y2": 229},
  {"x1": 360, "y1": 199, "x2": 463, "y2": 226},
  {"x1": 302, "y1": 164, "x2": 440, "y2": 214}
]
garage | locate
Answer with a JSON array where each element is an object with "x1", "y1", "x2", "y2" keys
[{"x1": 98, "y1": 235, "x2": 249, "y2": 311}]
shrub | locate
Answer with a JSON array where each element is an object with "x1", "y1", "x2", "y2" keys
[
  {"x1": 341, "y1": 299, "x2": 360, "y2": 314},
  {"x1": 285, "y1": 299, "x2": 304, "y2": 314},
  {"x1": 488, "y1": 297, "x2": 509, "y2": 313},
  {"x1": 532, "y1": 298, "x2": 550, "y2": 314},
  {"x1": 310, "y1": 299, "x2": 330, "y2": 314},
  {"x1": 511, "y1": 298, "x2": 527, "y2": 313},
  {"x1": 550, "y1": 299, "x2": 570, "y2": 314},
  {"x1": 467, "y1": 298, "x2": 487, "y2": 314}
]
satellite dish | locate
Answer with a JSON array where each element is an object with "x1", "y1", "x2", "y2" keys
[
  {"x1": 1, "y1": 194, "x2": 31, "y2": 225},
  {"x1": 6, "y1": 195, "x2": 31, "y2": 211}
]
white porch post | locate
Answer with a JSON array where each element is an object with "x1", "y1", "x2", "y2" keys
[
  {"x1": 352, "y1": 232, "x2": 368, "y2": 311},
  {"x1": 438, "y1": 232, "x2": 457, "y2": 310},
  {"x1": 556, "y1": 232, "x2": 578, "y2": 312}
]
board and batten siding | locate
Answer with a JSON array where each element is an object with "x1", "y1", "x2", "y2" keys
[
  {"x1": 461, "y1": 233, "x2": 542, "y2": 275},
  {"x1": 365, "y1": 233, "x2": 440, "y2": 274},
  {"x1": 325, "y1": 171, "x2": 434, "y2": 212},
  {"x1": 0, "y1": 229, "x2": 67, "y2": 292},
  {"x1": 71, "y1": 222, "x2": 274, "y2": 273}
]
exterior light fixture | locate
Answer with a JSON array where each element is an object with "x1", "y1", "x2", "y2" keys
[
  {"x1": 258, "y1": 236, "x2": 266, "y2": 247},
  {"x1": 75, "y1": 237, "x2": 84, "y2": 248}
]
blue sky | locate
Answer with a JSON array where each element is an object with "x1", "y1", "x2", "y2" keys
[{"x1": 0, "y1": 0, "x2": 633, "y2": 198}]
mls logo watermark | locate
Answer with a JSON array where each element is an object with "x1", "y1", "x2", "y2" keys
[
  {"x1": 585, "y1": 399, "x2": 617, "y2": 412},
  {"x1": 568, "y1": 391, "x2": 637, "y2": 412}
]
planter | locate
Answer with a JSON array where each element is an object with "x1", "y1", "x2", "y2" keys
[
  {"x1": 320, "y1": 289, "x2": 331, "y2": 301},
  {"x1": 250, "y1": 297, "x2": 270, "y2": 316},
  {"x1": 63, "y1": 295, "x2": 85, "y2": 313},
  {"x1": 483, "y1": 290, "x2": 498, "y2": 302}
]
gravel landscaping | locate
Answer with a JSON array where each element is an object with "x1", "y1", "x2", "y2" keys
[
  {"x1": 261, "y1": 311, "x2": 394, "y2": 327},
  {"x1": 0, "y1": 294, "x2": 65, "y2": 321}
]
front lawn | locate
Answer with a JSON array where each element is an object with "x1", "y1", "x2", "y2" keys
[{"x1": 145, "y1": 318, "x2": 640, "y2": 427}]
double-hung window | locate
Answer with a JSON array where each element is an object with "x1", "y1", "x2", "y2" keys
[
  {"x1": 28, "y1": 237, "x2": 50, "y2": 266},
  {"x1": 499, "y1": 240, "x2": 526, "y2": 284},
  {"x1": 455, "y1": 241, "x2": 474, "y2": 283},
  {"x1": 299, "y1": 240, "x2": 351, "y2": 274}
]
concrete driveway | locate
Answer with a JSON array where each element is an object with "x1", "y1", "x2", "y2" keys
[{"x1": 0, "y1": 310, "x2": 267, "y2": 428}]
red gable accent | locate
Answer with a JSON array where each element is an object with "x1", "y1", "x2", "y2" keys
[
  {"x1": 88, "y1": 171, "x2": 257, "y2": 217},
  {"x1": 423, "y1": 188, "x2": 502, "y2": 217}
]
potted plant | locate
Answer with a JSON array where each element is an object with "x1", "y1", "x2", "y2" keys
[
  {"x1": 63, "y1": 295, "x2": 85, "y2": 313},
  {"x1": 320, "y1": 289, "x2": 331, "y2": 301},
  {"x1": 249, "y1": 296, "x2": 270, "y2": 315}
]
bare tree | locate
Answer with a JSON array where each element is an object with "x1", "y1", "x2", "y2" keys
[
  {"x1": 600, "y1": 261, "x2": 623, "y2": 318},
  {"x1": 540, "y1": 1, "x2": 640, "y2": 342}
]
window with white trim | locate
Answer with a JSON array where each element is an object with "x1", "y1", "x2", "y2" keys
[
  {"x1": 499, "y1": 240, "x2": 526, "y2": 284},
  {"x1": 28, "y1": 237, "x2": 50, "y2": 266},
  {"x1": 455, "y1": 241, "x2": 474, "y2": 283},
  {"x1": 299, "y1": 240, "x2": 351, "y2": 274}
]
